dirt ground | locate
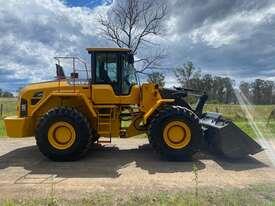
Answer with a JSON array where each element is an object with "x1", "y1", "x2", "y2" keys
[{"x1": 0, "y1": 137, "x2": 274, "y2": 200}]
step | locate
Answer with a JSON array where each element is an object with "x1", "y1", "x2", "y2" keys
[
  {"x1": 98, "y1": 114, "x2": 112, "y2": 117},
  {"x1": 98, "y1": 123, "x2": 111, "y2": 125},
  {"x1": 98, "y1": 131, "x2": 111, "y2": 134},
  {"x1": 94, "y1": 105, "x2": 117, "y2": 108}
]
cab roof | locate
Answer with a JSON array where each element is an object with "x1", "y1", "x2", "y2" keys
[{"x1": 86, "y1": 48, "x2": 131, "y2": 53}]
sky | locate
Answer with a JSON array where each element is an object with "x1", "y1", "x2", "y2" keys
[{"x1": 1, "y1": 0, "x2": 275, "y2": 92}]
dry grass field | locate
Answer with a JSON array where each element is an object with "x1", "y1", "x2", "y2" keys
[{"x1": 0, "y1": 98, "x2": 16, "y2": 136}]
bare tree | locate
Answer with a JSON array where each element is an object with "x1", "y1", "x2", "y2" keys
[
  {"x1": 147, "y1": 72, "x2": 165, "y2": 88},
  {"x1": 98, "y1": 0, "x2": 167, "y2": 71},
  {"x1": 174, "y1": 61, "x2": 201, "y2": 88}
]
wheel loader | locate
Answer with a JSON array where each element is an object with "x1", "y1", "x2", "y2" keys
[{"x1": 4, "y1": 48, "x2": 263, "y2": 161}]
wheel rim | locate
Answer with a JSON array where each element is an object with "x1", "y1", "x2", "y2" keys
[
  {"x1": 163, "y1": 121, "x2": 191, "y2": 149},
  {"x1": 48, "y1": 121, "x2": 76, "y2": 150}
]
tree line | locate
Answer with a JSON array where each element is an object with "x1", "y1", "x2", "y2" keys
[
  {"x1": 147, "y1": 62, "x2": 275, "y2": 105},
  {"x1": 239, "y1": 79, "x2": 275, "y2": 105},
  {"x1": 0, "y1": 89, "x2": 14, "y2": 98}
]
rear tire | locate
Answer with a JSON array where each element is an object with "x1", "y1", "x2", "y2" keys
[
  {"x1": 35, "y1": 107, "x2": 93, "y2": 161},
  {"x1": 148, "y1": 106, "x2": 202, "y2": 161}
]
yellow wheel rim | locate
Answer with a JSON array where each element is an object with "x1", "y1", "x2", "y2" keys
[
  {"x1": 48, "y1": 121, "x2": 76, "y2": 150},
  {"x1": 163, "y1": 121, "x2": 191, "y2": 149}
]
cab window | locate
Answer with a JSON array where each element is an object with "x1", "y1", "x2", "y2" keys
[
  {"x1": 95, "y1": 53, "x2": 119, "y2": 93},
  {"x1": 96, "y1": 53, "x2": 118, "y2": 83},
  {"x1": 121, "y1": 54, "x2": 137, "y2": 95},
  {"x1": 94, "y1": 52, "x2": 137, "y2": 95}
]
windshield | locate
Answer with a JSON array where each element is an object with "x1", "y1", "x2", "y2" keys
[{"x1": 122, "y1": 56, "x2": 138, "y2": 95}]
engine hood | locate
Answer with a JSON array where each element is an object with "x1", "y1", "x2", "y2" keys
[{"x1": 19, "y1": 80, "x2": 69, "y2": 98}]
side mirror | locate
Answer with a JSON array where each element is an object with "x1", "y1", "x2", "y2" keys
[
  {"x1": 128, "y1": 54, "x2": 134, "y2": 64},
  {"x1": 70, "y1": 72, "x2": 79, "y2": 79}
]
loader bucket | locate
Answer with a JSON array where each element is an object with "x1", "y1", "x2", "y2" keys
[{"x1": 200, "y1": 112, "x2": 263, "y2": 159}]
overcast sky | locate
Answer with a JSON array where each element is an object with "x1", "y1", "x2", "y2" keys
[{"x1": 1, "y1": 0, "x2": 275, "y2": 92}]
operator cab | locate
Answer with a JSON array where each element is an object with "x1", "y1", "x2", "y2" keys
[{"x1": 87, "y1": 48, "x2": 137, "y2": 95}]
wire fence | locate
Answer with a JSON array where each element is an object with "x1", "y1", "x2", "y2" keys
[{"x1": 0, "y1": 98, "x2": 17, "y2": 136}]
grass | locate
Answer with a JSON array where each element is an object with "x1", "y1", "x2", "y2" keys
[
  {"x1": 204, "y1": 104, "x2": 275, "y2": 121},
  {"x1": 1, "y1": 184, "x2": 275, "y2": 206},
  {"x1": 204, "y1": 104, "x2": 275, "y2": 139},
  {"x1": 234, "y1": 121, "x2": 257, "y2": 137},
  {"x1": 235, "y1": 121, "x2": 275, "y2": 139},
  {"x1": 0, "y1": 98, "x2": 17, "y2": 136}
]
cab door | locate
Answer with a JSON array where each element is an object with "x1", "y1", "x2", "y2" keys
[
  {"x1": 91, "y1": 52, "x2": 139, "y2": 105},
  {"x1": 92, "y1": 52, "x2": 120, "y2": 104}
]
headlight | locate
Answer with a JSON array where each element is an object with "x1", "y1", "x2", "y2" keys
[{"x1": 20, "y1": 98, "x2": 28, "y2": 117}]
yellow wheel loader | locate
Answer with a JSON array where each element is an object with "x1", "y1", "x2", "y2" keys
[{"x1": 4, "y1": 48, "x2": 263, "y2": 161}]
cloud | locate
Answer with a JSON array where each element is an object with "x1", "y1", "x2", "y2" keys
[
  {"x1": 1, "y1": 0, "x2": 275, "y2": 91},
  {"x1": 160, "y1": 0, "x2": 275, "y2": 84},
  {"x1": 166, "y1": 0, "x2": 272, "y2": 35},
  {"x1": 0, "y1": 0, "x2": 112, "y2": 91},
  {"x1": 188, "y1": 4, "x2": 275, "y2": 47}
]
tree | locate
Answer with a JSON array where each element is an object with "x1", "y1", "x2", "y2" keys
[
  {"x1": 2, "y1": 91, "x2": 13, "y2": 97},
  {"x1": 262, "y1": 80, "x2": 273, "y2": 104},
  {"x1": 239, "y1": 79, "x2": 274, "y2": 105},
  {"x1": 272, "y1": 85, "x2": 275, "y2": 104},
  {"x1": 212, "y1": 76, "x2": 225, "y2": 103},
  {"x1": 98, "y1": 0, "x2": 167, "y2": 71},
  {"x1": 174, "y1": 62, "x2": 237, "y2": 103},
  {"x1": 251, "y1": 79, "x2": 264, "y2": 104},
  {"x1": 201, "y1": 74, "x2": 214, "y2": 98},
  {"x1": 147, "y1": 72, "x2": 165, "y2": 88},
  {"x1": 239, "y1": 81, "x2": 250, "y2": 100},
  {"x1": 0, "y1": 88, "x2": 14, "y2": 98},
  {"x1": 223, "y1": 77, "x2": 235, "y2": 104},
  {"x1": 174, "y1": 61, "x2": 201, "y2": 88}
]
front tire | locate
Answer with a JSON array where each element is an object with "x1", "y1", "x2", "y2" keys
[
  {"x1": 35, "y1": 107, "x2": 93, "y2": 161},
  {"x1": 148, "y1": 106, "x2": 202, "y2": 160}
]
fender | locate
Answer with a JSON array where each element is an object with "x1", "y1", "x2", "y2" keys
[
  {"x1": 143, "y1": 99, "x2": 174, "y2": 124},
  {"x1": 4, "y1": 92, "x2": 97, "y2": 138},
  {"x1": 31, "y1": 92, "x2": 97, "y2": 117}
]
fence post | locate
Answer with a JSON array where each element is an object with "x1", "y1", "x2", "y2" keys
[{"x1": 0, "y1": 104, "x2": 2, "y2": 117}]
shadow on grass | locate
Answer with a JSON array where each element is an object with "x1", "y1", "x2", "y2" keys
[{"x1": 0, "y1": 143, "x2": 267, "y2": 179}]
